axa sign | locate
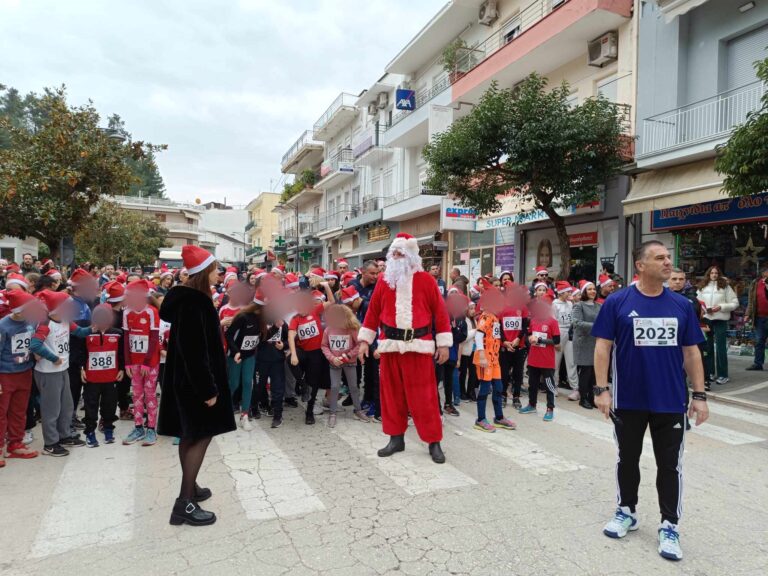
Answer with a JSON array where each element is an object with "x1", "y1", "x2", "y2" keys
[{"x1": 395, "y1": 89, "x2": 415, "y2": 110}]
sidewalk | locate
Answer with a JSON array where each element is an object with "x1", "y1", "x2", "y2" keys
[{"x1": 709, "y1": 354, "x2": 768, "y2": 411}]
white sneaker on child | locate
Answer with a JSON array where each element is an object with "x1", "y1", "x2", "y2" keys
[{"x1": 241, "y1": 414, "x2": 253, "y2": 431}]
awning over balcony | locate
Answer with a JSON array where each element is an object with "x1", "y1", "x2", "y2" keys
[{"x1": 622, "y1": 159, "x2": 725, "y2": 216}]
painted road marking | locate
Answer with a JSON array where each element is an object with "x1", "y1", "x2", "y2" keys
[
  {"x1": 708, "y1": 402, "x2": 768, "y2": 429},
  {"x1": 332, "y1": 417, "x2": 477, "y2": 495},
  {"x1": 216, "y1": 427, "x2": 325, "y2": 520},
  {"x1": 688, "y1": 422, "x2": 765, "y2": 445},
  {"x1": 30, "y1": 443, "x2": 137, "y2": 558}
]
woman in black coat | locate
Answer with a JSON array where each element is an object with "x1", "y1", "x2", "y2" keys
[{"x1": 158, "y1": 251, "x2": 236, "y2": 526}]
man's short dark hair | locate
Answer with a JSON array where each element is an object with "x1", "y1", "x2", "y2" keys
[
  {"x1": 22, "y1": 252, "x2": 33, "y2": 259},
  {"x1": 671, "y1": 267, "x2": 685, "y2": 275},
  {"x1": 602, "y1": 262, "x2": 615, "y2": 274},
  {"x1": 362, "y1": 260, "x2": 378, "y2": 270},
  {"x1": 632, "y1": 240, "x2": 665, "y2": 266}
]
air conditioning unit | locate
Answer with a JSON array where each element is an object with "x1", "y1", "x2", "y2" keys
[
  {"x1": 478, "y1": 0, "x2": 498, "y2": 25},
  {"x1": 377, "y1": 92, "x2": 389, "y2": 109},
  {"x1": 367, "y1": 102, "x2": 378, "y2": 116},
  {"x1": 588, "y1": 32, "x2": 618, "y2": 67}
]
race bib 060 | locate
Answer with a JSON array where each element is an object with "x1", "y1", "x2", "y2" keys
[
  {"x1": 89, "y1": 351, "x2": 116, "y2": 370},
  {"x1": 633, "y1": 318, "x2": 678, "y2": 347},
  {"x1": 129, "y1": 334, "x2": 149, "y2": 353},
  {"x1": 297, "y1": 321, "x2": 319, "y2": 341},
  {"x1": 329, "y1": 335, "x2": 350, "y2": 351},
  {"x1": 241, "y1": 335, "x2": 259, "y2": 351},
  {"x1": 503, "y1": 317, "x2": 521, "y2": 331}
]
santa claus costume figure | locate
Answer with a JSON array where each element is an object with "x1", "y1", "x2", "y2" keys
[{"x1": 357, "y1": 233, "x2": 452, "y2": 464}]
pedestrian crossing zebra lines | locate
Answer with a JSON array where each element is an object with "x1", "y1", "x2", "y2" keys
[{"x1": 21, "y1": 400, "x2": 767, "y2": 560}]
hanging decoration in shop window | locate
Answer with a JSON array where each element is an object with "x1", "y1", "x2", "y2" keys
[{"x1": 735, "y1": 234, "x2": 764, "y2": 267}]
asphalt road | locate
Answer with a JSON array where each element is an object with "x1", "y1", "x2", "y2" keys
[{"x1": 2, "y1": 395, "x2": 766, "y2": 576}]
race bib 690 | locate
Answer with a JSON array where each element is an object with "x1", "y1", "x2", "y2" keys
[
  {"x1": 633, "y1": 318, "x2": 678, "y2": 347},
  {"x1": 502, "y1": 317, "x2": 521, "y2": 331}
]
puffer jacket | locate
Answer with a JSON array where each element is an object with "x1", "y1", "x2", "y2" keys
[{"x1": 696, "y1": 281, "x2": 739, "y2": 322}]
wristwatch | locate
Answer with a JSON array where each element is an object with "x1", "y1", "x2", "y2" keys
[{"x1": 593, "y1": 386, "x2": 610, "y2": 397}]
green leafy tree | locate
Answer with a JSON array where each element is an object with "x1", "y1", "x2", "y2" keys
[
  {"x1": 716, "y1": 56, "x2": 768, "y2": 198},
  {"x1": 0, "y1": 86, "x2": 163, "y2": 260},
  {"x1": 423, "y1": 75, "x2": 629, "y2": 279},
  {"x1": 108, "y1": 114, "x2": 167, "y2": 198},
  {"x1": 75, "y1": 200, "x2": 170, "y2": 267},
  {"x1": 280, "y1": 168, "x2": 318, "y2": 202}
]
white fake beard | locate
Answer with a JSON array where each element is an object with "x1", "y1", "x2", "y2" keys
[{"x1": 383, "y1": 252, "x2": 421, "y2": 289}]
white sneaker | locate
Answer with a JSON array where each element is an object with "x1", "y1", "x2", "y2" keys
[
  {"x1": 603, "y1": 507, "x2": 639, "y2": 539},
  {"x1": 313, "y1": 404, "x2": 324, "y2": 416},
  {"x1": 658, "y1": 520, "x2": 683, "y2": 561},
  {"x1": 568, "y1": 390, "x2": 580, "y2": 401},
  {"x1": 23, "y1": 430, "x2": 34, "y2": 445},
  {"x1": 328, "y1": 414, "x2": 337, "y2": 428},
  {"x1": 241, "y1": 414, "x2": 253, "y2": 431}
]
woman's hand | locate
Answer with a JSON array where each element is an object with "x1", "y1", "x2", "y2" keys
[
  {"x1": 274, "y1": 341, "x2": 284, "y2": 350},
  {"x1": 204, "y1": 395, "x2": 217, "y2": 407},
  {"x1": 234, "y1": 352, "x2": 242, "y2": 364},
  {"x1": 711, "y1": 305, "x2": 721, "y2": 313},
  {"x1": 290, "y1": 354, "x2": 299, "y2": 367}
]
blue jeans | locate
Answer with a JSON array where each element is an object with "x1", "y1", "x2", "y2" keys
[
  {"x1": 754, "y1": 316, "x2": 768, "y2": 367},
  {"x1": 476, "y1": 378, "x2": 503, "y2": 423}
]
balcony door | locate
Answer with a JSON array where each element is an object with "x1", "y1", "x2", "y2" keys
[{"x1": 723, "y1": 24, "x2": 768, "y2": 131}]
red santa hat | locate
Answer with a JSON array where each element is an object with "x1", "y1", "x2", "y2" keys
[
  {"x1": 578, "y1": 279, "x2": 595, "y2": 292},
  {"x1": 253, "y1": 289, "x2": 267, "y2": 305},
  {"x1": 6, "y1": 290, "x2": 37, "y2": 315},
  {"x1": 226, "y1": 266, "x2": 238, "y2": 274},
  {"x1": 41, "y1": 258, "x2": 54, "y2": 268},
  {"x1": 478, "y1": 276, "x2": 494, "y2": 291},
  {"x1": 341, "y1": 271, "x2": 356, "y2": 287},
  {"x1": 324, "y1": 270, "x2": 339, "y2": 280},
  {"x1": 5, "y1": 273, "x2": 28, "y2": 290},
  {"x1": 389, "y1": 233, "x2": 419, "y2": 256},
  {"x1": 159, "y1": 270, "x2": 174, "y2": 280},
  {"x1": 336, "y1": 258, "x2": 349, "y2": 267},
  {"x1": 224, "y1": 271, "x2": 238, "y2": 285},
  {"x1": 69, "y1": 268, "x2": 94, "y2": 287},
  {"x1": 555, "y1": 281, "x2": 572, "y2": 294},
  {"x1": 311, "y1": 289, "x2": 326, "y2": 302},
  {"x1": 533, "y1": 281, "x2": 549, "y2": 291},
  {"x1": 340, "y1": 286, "x2": 360, "y2": 304},
  {"x1": 598, "y1": 274, "x2": 614, "y2": 288},
  {"x1": 182, "y1": 245, "x2": 216, "y2": 276},
  {"x1": 284, "y1": 273, "x2": 300, "y2": 289},
  {"x1": 534, "y1": 266, "x2": 549, "y2": 276},
  {"x1": 126, "y1": 279, "x2": 152, "y2": 297},
  {"x1": 115, "y1": 272, "x2": 128, "y2": 284},
  {"x1": 272, "y1": 265, "x2": 286, "y2": 276},
  {"x1": 45, "y1": 268, "x2": 62, "y2": 280},
  {"x1": 6, "y1": 263, "x2": 21, "y2": 275},
  {"x1": 540, "y1": 292, "x2": 555, "y2": 304},
  {"x1": 308, "y1": 267, "x2": 326, "y2": 280},
  {"x1": 36, "y1": 289, "x2": 71, "y2": 316},
  {"x1": 500, "y1": 270, "x2": 513, "y2": 278},
  {"x1": 502, "y1": 279, "x2": 515, "y2": 290},
  {"x1": 103, "y1": 280, "x2": 125, "y2": 303},
  {"x1": 250, "y1": 267, "x2": 267, "y2": 279}
]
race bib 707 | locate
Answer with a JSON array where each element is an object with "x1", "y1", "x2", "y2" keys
[{"x1": 633, "y1": 318, "x2": 678, "y2": 347}]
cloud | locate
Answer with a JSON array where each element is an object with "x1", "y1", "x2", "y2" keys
[{"x1": 0, "y1": 0, "x2": 445, "y2": 204}]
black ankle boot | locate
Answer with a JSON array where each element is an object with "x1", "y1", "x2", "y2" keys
[
  {"x1": 377, "y1": 435, "x2": 405, "y2": 457},
  {"x1": 429, "y1": 442, "x2": 446, "y2": 464},
  {"x1": 194, "y1": 483, "x2": 212, "y2": 502},
  {"x1": 169, "y1": 498, "x2": 216, "y2": 526}
]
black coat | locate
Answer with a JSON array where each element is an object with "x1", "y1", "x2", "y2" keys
[{"x1": 157, "y1": 285, "x2": 236, "y2": 439}]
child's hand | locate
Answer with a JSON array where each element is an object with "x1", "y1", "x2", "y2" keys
[
  {"x1": 373, "y1": 349, "x2": 380, "y2": 360},
  {"x1": 333, "y1": 357, "x2": 343, "y2": 367},
  {"x1": 555, "y1": 344, "x2": 561, "y2": 352},
  {"x1": 140, "y1": 365, "x2": 149, "y2": 377},
  {"x1": 234, "y1": 352, "x2": 242, "y2": 364},
  {"x1": 478, "y1": 353, "x2": 488, "y2": 368},
  {"x1": 54, "y1": 357, "x2": 63, "y2": 366},
  {"x1": 117, "y1": 370, "x2": 124, "y2": 381},
  {"x1": 126, "y1": 366, "x2": 133, "y2": 378},
  {"x1": 275, "y1": 341, "x2": 284, "y2": 350},
  {"x1": 528, "y1": 335, "x2": 539, "y2": 345},
  {"x1": 221, "y1": 317, "x2": 233, "y2": 328},
  {"x1": 290, "y1": 354, "x2": 299, "y2": 367},
  {"x1": 511, "y1": 337, "x2": 520, "y2": 348}
]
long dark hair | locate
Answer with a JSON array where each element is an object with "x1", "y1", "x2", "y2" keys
[
  {"x1": 699, "y1": 265, "x2": 727, "y2": 290},
  {"x1": 186, "y1": 261, "x2": 218, "y2": 297},
  {"x1": 233, "y1": 301, "x2": 267, "y2": 339}
]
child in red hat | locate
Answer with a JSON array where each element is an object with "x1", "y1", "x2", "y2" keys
[{"x1": 519, "y1": 295, "x2": 561, "y2": 422}]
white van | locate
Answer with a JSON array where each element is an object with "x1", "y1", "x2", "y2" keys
[{"x1": 155, "y1": 250, "x2": 183, "y2": 271}]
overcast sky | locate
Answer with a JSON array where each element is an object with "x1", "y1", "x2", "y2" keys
[{"x1": 0, "y1": 0, "x2": 444, "y2": 205}]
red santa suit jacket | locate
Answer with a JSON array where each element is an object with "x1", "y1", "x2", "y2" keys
[{"x1": 358, "y1": 271, "x2": 452, "y2": 355}]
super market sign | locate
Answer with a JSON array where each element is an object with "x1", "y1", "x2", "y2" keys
[{"x1": 477, "y1": 200, "x2": 602, "y2": 230}]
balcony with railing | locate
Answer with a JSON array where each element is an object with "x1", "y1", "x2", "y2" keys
[
  {"x1": 316, "y1": 148, "x2": 356, "y2": 189},
  {"x1": 281, "y1": 129, "x2": 323, "y2": 174},
  {"x1": 352, "y1": 125, "x2": 393, "y2": 166},
  {"x1": 638, "y1": 81, "x2": 765, "y2": 164},
  {"x1": 343, "y1": 197, "x2": 386, "y2": 230},
  {"x1": 450, "y1": 0, "x2": 632, "y2": 104},
  {"x1": 382, "y1": 185, "x2": 445, "y2": 222},
  {"x1": 316, "y1": 207, "x2": 352, "y2": 237},
  {"x1": 313, "y1": 92, "x2": 358, "y2": 141},
  {"x1": 165, "y1": 222, "x2": 201, "y2": 235},
  {"x1": 245, "y1": 218, "x2": 262, "y2": 232}
]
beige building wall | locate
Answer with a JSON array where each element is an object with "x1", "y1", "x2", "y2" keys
[{"x1": 246, "y1": 192, "x2": 281, "y2": 250}]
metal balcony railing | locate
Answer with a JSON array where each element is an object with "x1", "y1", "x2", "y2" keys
[
  {"x1": 313, "y1": 92, "x2": 358, "y2": 134},
  {"x1": 640, "y1": 81, "x2": 765, "y2": 156},
  {"x1": 165, "y1": 222, "x2": 200, "y2": 232},
  {"x1": 245, "y1": 219, "x2": 261, "y2": 231},
  {"x1": 245, "y1": 246, "x2": 262, "y2": 257},
  {"x1": 383, "y1": 186, "x2": 445, "y2": 207},
  {"x1": 349, "y1": 197, "x2": 385, "y2": 217},
  {"x1": 113, "y1": 195, "x2": 202, "y2": 211},
  {"x1": 319, "y1": 148, "x2": 355, "y2": 180},
  {"x1": 281, "y1": 129, "x2": 322, "y2": 167},
  {"x1": 388, "y1": 74, "x2": 452, "y2": 130},
  {"x1": 317, "y1": 207, "x2": 352, "y2": 232}
]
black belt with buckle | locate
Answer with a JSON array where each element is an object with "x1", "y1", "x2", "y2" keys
[{"x1": 381, "y1": 323, "x2": 430, "y2": 342}]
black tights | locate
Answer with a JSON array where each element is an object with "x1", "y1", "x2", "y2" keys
[{"x1": 178, "y1": 436, "x2": 212, "y2": 499}]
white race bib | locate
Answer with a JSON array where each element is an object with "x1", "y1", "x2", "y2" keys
[
  {"x1": 502, "y1": 316, "x2": 521, "y2": 331},
  {"x1": 241, "y1": 335, "x2": 259, "y2": 351},
  {"x1": 297, "y1": 321, "x2": 319, "y2": 341},
  {"x1": 533, "y1": 331, "x2": 548, "y2": 347},
  {"x1": 11, "y1": 330, "x2": 32, "y2": 356},
  {"x1": 633, "y1": 318, "x2": 678, "y2": 347},
  {"x1": 492, "y1": 322, "x2": 501, "y2": 340},
  {"x1": 268, "y1": 330, "x2": 281, "y2": 343},
  {"x1": 558, "y1": 312, "x2": 572, "y2": 325},
  {"x1": 89, "y1": 351, "x2": 116, "y2": 371},
  {"x1": 329, "y1": 335, "x2": 350, "y2": 351},
  {"x1": 129, "y1": 334, "x2": 149, "y2": 353}
]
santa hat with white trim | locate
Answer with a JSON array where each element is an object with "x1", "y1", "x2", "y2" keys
[
  {"x1": 312, "y1": 289, "x2": 326, "y2": 301},
  {"x1": 340, "y1": 286, "x2": 360, "y2": 304},
  {"x1": 68, "y1": 268, "x2": 93, "y2": 286},
  {"x1": 284, "y1": 273, "x2": 300, "y2": 289},
  {"x1": 45, "y1": 268, "x2": 62, "y2": 280},
  {"x1": 103, "y1": 280, "x2": 125, "y2": 303},
  {"x1": 5, "y1": 273, "x2": 28, "y2": 290},
  {"x1": 253, "y1": 289, "x2": 268, "y2": 305},
  {"x1": 182, "y1": 245, "x2": 216, "y2": 275},
  {"x1": 126, "y1": 279, "x2": 152, "y2": 297},
  {"x1": 533, "y1": 281, "x2": 549, "y2": 291},
  {"x1": 36, "y1": 289, "x2": 72, "y2": 316},
  {"x1": 598, "y1": 274, "x2": 614, "y2": 288},
  {"x1": 251, "y1": 267, "x2": 268, "y2": 279},
  {"x1": 389, "y1": 233, "x2": 419, "y2": 257},
  {"x1": 324, "y1": 270, "x2": 339, "y2": 281},
  {"x1": 534, "y1": 266, "x2": 549, "y2": 276},
  {"x1": 272, "y1": 265, "x2": 286, "y2": 276},
  {"x1": 336, "y1": 258, "x2": 349, "y2": 268},
  {"x1": 160, "y1": 269, "x2": 174, "y2": 280},
  {"x1": 7, "y1": 290, "x2": 37, "y2": 315},
  {"x1": 308, "y1": 267, "x2": 326, "y2": 281},
  {"x1": 555, "y1": 280, "x2": 572, "y2": 294},
  {"x1": 578, "y1": 279, "x2": 595, "y2": 291}
]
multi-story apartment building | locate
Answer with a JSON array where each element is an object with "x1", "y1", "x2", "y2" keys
[
  {"x1": 113, "y1": 195, "x2": 203, "y2": 250},
  {"x1": 631, "y1": 0, "x2": 767, "y2": 288},
  {"x1": 244, "y1": 192, "x2": 281, "y2": 266}
]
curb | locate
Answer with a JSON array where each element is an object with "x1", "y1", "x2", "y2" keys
[{"x1": 709, "y1": 392, "x2": 768, "y2": 413}]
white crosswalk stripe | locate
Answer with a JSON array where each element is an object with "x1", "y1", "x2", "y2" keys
[
  {"x1": 215, "y1": 427, "x2": 325, "y2": 520},
  {"x1": 687, "y1": 422, "x2": 765, "y2": 445},
  {"x1": 30, "y1": 442, "x2": 138, "y2": 559},
  {"x1": 332, "y1": 417, "x2": 478, "y2": 495},
  {"x1": 707, "y1": 401, "x2": 768, "y2": 429}
]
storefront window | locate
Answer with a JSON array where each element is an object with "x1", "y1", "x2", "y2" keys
[{"x1": 452, "y1": 230, "x2": 497, "y2": 282}]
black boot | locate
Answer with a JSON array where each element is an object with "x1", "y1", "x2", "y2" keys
[
  {"x1": 169, "y1": 498, "x2": 216, "y2": 526},
  {"x1": 194, "y1": 483, "x2": 212, "y2": 502},
  {"x1": 429, "y1": 442, "x2": 445, "y2": 464},
  {"x1": 377, "y1": 435, "x2": 405, "y2": 457}
]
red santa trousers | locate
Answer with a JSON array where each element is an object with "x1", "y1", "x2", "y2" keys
[
  {"x1": 380, "y1": 352, "x2": 442, "y2": 443},
  {"x1": 0, "y1": 370, "x2": 33, "y2": 446}
]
